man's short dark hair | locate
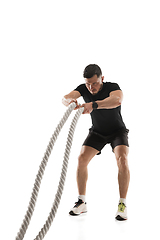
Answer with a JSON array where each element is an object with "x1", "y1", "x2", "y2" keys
[{"x1": 83, "y1": 64, "x2": 102, "y2": 78}]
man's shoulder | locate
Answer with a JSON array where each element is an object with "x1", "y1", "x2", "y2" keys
[
  {"x1": 77, "y1": 83, "x2": 86, "y2": 88},
  {"x1": 104, "y1": 82, "x2": 121, "y2": 91},
  {"x1": 104, "y1": 81, "x2": 119, "y2": 86},
  {"x1": 74, "y1": 83, "x2": 87, "y2": 95},
  {"x1": 75, "y1": 83, "x2": 86, "y2": 90}
]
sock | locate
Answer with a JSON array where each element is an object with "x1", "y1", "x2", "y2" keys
[
  {"x1": 119, "y1": 198, "x2": 127, "y2": 205},
  {"x1": 78, "y1": 195, "x2": 86, "y2": 202}
]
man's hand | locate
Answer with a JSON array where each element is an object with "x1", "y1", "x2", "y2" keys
[
  {"x1": 62, "y1": 98, "x2": 81, "y2": 110},
  {"x1": 62, "y1": 90, "x2": 81, "y2": 109},
  {"x1": 70, "y1": 99, "x2": 81, "y2": 110},
  {"x1": 81, "y1": 102, "x2": 93, "y2": 114}
]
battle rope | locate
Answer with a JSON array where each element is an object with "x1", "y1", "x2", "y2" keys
[{"x1": 15, "y1": 102, "x2": 84, "y2": 240}]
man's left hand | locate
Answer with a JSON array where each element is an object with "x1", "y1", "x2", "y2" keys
[{"x1": 81, "y1": 102, "x2": 93, "y2": 114}]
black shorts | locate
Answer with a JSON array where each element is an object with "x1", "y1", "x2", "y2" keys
[{"x1": 83, "y1": 128, "x2": 129, "y2": 155}]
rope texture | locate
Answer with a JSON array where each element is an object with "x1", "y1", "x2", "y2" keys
[
  {"x1": 34, "y1": 106, "x2": 84, "y2": 240},
  {"x1": 15, "y1": 103, "x2": 83, "y2": 240}
]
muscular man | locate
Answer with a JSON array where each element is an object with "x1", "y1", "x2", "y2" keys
[{"x1": 62, "y1": 64, "x2": 130, "y2": 221}]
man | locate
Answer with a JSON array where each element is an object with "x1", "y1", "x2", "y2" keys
[{"x1": 62, "y1": 64, "x2": 130, "y2": 221}]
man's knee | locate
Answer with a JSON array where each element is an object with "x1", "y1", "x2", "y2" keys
[
  {"x1": 116, "y1": 153, "x2": 129, "y2": 170},
  {"x1": 78, "y1": 153, "x2": 89, "y2": 168}
]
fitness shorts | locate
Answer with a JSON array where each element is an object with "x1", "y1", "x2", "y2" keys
[{"x1": 83, "y1": 128, "x2": 129, "y2": 155}]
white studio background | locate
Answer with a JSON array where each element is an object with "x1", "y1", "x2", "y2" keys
[{"x1": 0, "y1": 0, "x2": 160, "y2": 240}]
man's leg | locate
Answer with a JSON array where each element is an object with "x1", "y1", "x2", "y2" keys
[
  {"x1": 114, "y1": 145, "x2": 130, "y2": 199},
  {"x1": 69, "y1": 146, "x2": 99, "y2": 216},
  {"x1": 77, "y1": 145, "x2": 99, "y2": 195}
]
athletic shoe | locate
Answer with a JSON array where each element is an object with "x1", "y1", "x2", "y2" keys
[
  {"x1": 69, "y1": 199, "x2": 87, "y2": 216},
  {"x1": 115, "y1": 201, "x2": 128, "y2": 221}
]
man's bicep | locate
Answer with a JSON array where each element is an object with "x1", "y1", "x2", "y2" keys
[
  {"x1": 109, "y1": 90, "x2": 123, "y2": 102},
  {"x1": 65, "y1": 90, "x2": 81, "y2": 100}
]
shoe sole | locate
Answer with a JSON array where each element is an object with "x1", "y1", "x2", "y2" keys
[
  {"x1": 69, "y1": 211, "x2": 87, "y2": 216},
  {"x1": 115, "y1": 215, "x2": 127, "y2": 221}
]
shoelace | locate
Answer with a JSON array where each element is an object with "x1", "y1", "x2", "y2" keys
[
  {"x1": 74, "y1": 199, "x2": 84, "y2": 208},
  {"x1": 118, "y1": 202, "x2": 126, "y2": 212}
]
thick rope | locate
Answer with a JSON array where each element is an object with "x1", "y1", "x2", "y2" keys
[
  {"x1": 15, "y1": 103, "x2": 83, "y2": 240},
  {"x1": 34, "y1": 106, "x2": 84, "y2": 240}
]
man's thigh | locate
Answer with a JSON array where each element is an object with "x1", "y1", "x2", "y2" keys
[
  {"x1": 79, "y1": 145, "x2": 99, "y2": 165},
  {"x1": 110, "y1": 129, "x2": 129, "y2": 151}
]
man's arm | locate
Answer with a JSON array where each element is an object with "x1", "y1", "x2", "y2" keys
[
  {"x1": 96, "y1": 90, "x2": 123, "y2": 109},
  {"x1": 62, "y1": 90, "x2": 81, "y2": 107},
  {"x1": 81, "y1": 90, "x2": 123, "y2": 114}
]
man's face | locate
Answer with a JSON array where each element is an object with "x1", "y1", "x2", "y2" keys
[{"x1": 85, "y1": 74, "x2": 104, "y2": 95}]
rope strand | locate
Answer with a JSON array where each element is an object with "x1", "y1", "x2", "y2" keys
[
  {"x1": 15, "y1": 103, "x2": 83, "y2": 240},
  {"x1": 34, "y1": 107, "x2": 84, "y2": 239}
]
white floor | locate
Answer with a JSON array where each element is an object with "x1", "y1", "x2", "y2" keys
[
  {"x1": 21, "y1": 205, "x2": 159, "y2": 240},
  {"x1": 11, "y1": 192, "x2": 159, "y2": 240},
  {"x1": 52, "y1": 212, "x2": 158, "y2": 240}
]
